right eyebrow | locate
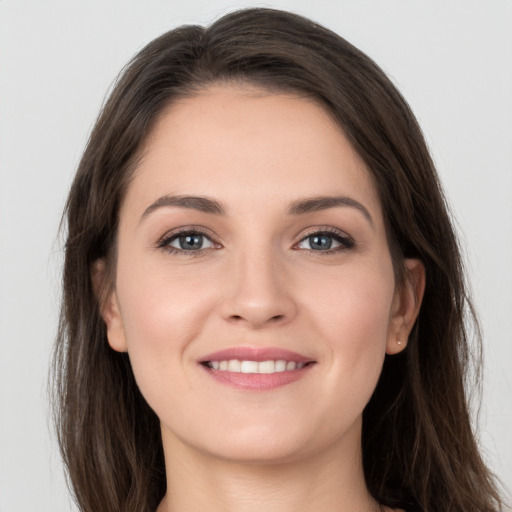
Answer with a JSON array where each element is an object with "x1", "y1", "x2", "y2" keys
[{"x1": 140, "y1": 195, "x2": 226, "y2": 223}]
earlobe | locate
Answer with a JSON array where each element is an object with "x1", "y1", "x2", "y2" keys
[
  {"x1": 386, "y1": 258, "x2": 426, "y2": 355},
  {"x1": 92, "y1": 259, "x2": 128, "y2": 353}
]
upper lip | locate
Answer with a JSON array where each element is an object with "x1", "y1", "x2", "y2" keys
[{"x1": 199, "y1": 346, "x2": 314, "y2": 364}]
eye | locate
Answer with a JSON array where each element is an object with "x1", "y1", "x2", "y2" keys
[
  {"x1": 296, "y1": 230, "x2": 354, "y2": 252},
  {"x1": 158, "y1": 229, "x2": 218, "y2": 253}
]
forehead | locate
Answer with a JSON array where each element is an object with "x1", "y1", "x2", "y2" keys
[{"x1": 123, "y1": 84, "x2": 382, "y2": 221}]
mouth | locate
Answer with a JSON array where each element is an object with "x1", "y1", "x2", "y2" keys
[
  {"x1": 198, "y1": 347, "x2": 316, "y2": 390},
  {"x1": 201, "y1": 359, "x2": 311, "y2": 373}
]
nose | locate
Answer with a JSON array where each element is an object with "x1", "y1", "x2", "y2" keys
[{"x1": 220, "y1": 249, "x2": 297, "y2": 329}]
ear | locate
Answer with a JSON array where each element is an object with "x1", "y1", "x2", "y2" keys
[
  {"x1": 386, "y1": 258, "x2": 425, "y2": 355},
  {"x1": 91, "y1": 260, "x2": 128, "y2": 353}
]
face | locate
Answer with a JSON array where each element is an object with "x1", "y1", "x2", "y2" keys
[{"x1": 102, "y1": 85, "x2": 421, "y2": 465}]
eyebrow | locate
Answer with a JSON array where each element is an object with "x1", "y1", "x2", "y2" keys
[
  {"x1": 141, "y1": 195, "x2": 225, "y2": 221},
  {"x1": 287, "y1": 196, "x2": 374, "y2": 226},
  {"x1": 140, "y1": 194, "x2": 373, "y2": 226}
]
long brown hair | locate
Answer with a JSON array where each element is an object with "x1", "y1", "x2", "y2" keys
[{"x1": 52, "y1": 8, "x2": 504, "y2": 512}]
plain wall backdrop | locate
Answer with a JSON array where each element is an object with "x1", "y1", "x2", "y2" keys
[{"x1": 0, "y1": 1, "x2": 511, "y2": 510}]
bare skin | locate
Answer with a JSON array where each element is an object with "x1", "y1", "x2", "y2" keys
[{"x1": 101, "y1": 84, "x2": 423, "y2": 512}]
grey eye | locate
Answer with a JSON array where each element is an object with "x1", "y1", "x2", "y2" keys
[
  {"x1": 298, "y1": 234, "x2": 341, "y2": 251},
  {"x1": 169, "y1": 233, "x2": 214, "y2": 251},
  {"x1": 309, "y1": 234, "x2": 333, "y2": 250},
  {"x1": 296, "y1": 230, "x2": 355, "y2": 252}
]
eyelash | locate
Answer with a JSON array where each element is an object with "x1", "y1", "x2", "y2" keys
[
  {"x1": 157, "y1": 227, "x2": 220, "y2": 256},
  {"x1": 294, "y1": 227, "x2": 355, "y2": 254},
  {"x1": 157, "y1": 226, "x2": 355, "y2": 255}
]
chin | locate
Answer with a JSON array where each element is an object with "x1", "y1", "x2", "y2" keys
[{"x1": 163, "y1": 412, "x2": 362, "y2": 467}]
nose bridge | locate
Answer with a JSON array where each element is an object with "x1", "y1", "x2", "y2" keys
[{"x1": 221, "y1": 240, "x2": 295, "y2": 328}]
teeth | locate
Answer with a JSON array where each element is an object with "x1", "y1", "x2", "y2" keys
[
  {"x1": 240, "y1": 360, "x2": 258, "y2": 373},
  {"x1": 275, "y1": 360, "x2": 286, "y2": 372},
  {"x1": 258, "y1": 360, "x2": 275, "y2": 373},
  {"x1": 206, "y1": 359, "x2": 306, "y2": 374},
  {"x1": 228, "y1": 359, "x2": 241, "y2": 372}
]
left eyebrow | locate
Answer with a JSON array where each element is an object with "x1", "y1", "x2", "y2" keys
[{"x1": 287, "y1": 195, "x2": 374, "y2": 227}]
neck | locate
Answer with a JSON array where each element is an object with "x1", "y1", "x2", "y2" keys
[{"x1": 157, "y1": 419, "x2": 381, "y2": 512}]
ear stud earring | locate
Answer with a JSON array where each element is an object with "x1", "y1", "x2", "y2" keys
[{"x1": 397, "y1": 339, "x2": 403, "y2": 345}]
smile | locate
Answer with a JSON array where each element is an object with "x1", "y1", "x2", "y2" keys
[
  {"x1": 198, "y1": 347, "x2": 315, "y2": 390},
  {"x1": 204, "y1": 359, "x2": 307, "y2": 373}
]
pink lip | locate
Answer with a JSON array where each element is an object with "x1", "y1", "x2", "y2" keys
[
  {"x1": 199, "y1": 346, "x2": 313, "y2": 363},
  {"x1": 198, "y1": 346, "x2": 316, "y2": 391}
]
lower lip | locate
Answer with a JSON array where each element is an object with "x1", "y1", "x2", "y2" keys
[{"x1": 200, "y1": 364, "x2": 314, "y2": 390}]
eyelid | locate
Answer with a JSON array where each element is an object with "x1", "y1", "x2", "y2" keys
[
  {"x1": 294, "y1": 226, "x2": 355, "y2": 251},
  {"x1": 156, "y1": 225, "x2": 222, "y2": 252},
  {"x1": 155, "y1": 225, "x2": 354, "y2": 254}
]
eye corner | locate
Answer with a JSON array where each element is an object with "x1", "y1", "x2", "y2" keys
[
  {"x1": 294, "y1": 227, "x2": 355, "y2": 253},
  {"x1": 156, "y1": 226, "x2": 222, "y2": 255}
]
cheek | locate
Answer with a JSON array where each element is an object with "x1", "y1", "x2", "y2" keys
[
  {"x1": 303, "y1": 258, "x2": 395, "y2": 383},
  {"x1": 305, "y1": 255, "x2": 395, "y2": 333},
  {"x1": 296, "y1": 262, "x2": 395, "y2": 437},
  {"x1": 118, "y1": 247, "x2": 220, "y2": 334},
  {"x1": 114, "y1": 258, "x2": 220, "y2": 401}
]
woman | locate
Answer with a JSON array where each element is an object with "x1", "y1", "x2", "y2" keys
[{"x1": 52, "y1": 8, "x2": 504, "y2": 512}]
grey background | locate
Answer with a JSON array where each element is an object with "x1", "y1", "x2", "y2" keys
[{"x1": 1, "y1": 1, "x2": 511, "y2": 510}]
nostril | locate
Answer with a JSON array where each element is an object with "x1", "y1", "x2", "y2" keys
[{"x1": 227, "y1": 313, "x2": 286, "y2": 326}]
